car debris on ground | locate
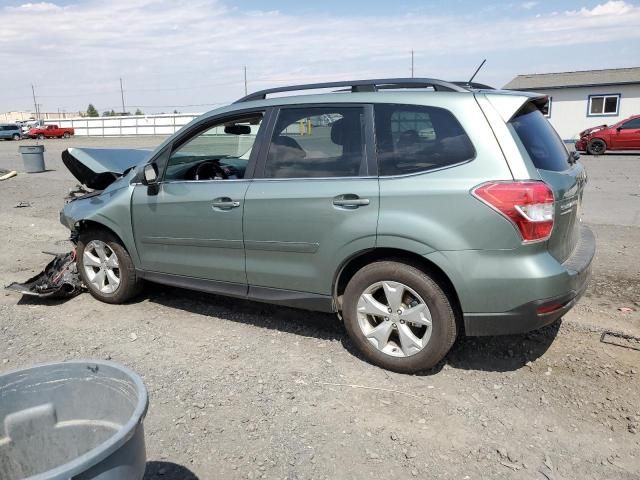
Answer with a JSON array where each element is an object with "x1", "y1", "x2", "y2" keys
[{"x1": 5, "y1": 250, "x2": 84, "y2": 298}]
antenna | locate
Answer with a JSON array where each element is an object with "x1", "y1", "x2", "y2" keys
[{"x1": 468, "y1": 59, "x2": 486, "y2": 84}]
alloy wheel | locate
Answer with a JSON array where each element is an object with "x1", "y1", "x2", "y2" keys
[
  {"x1": 83, "y1": 240, "x2": 121, "y2": 294},
  {"x1": 356, "y1": 281, "x2": 432, "y2": 357}
]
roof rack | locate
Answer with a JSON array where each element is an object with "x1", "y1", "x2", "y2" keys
[
  {"x1": 451, "y1": 81, "x2": 495, "y2": 90},
  {"x1": 234, "y1": 78, "x2": 470, "y2": 103}
]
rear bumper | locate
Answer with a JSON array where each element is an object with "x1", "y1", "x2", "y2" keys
[{"x1": 463, "y1": 224, "x2": 595, "y2": 336}]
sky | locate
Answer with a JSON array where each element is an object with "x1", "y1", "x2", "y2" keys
[{"x1": 0, "y1": 0, "x2": 639, "y2": 114}]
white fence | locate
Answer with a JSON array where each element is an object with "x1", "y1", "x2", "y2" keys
[{"x1": 45, "y1": 113, "x2": 203, "y2": 136}]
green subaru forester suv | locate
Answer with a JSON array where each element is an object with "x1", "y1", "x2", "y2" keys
[{"x1": 59, "y1": 78, "x2": 594, "y2": 373}]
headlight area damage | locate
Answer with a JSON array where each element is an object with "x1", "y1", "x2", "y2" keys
[
  {"x1": 6, "y1": 250, "x2": 83, "y2": 298},
  {"x1": 6, "y1": 147, "x2": 151, "y2": 299}
]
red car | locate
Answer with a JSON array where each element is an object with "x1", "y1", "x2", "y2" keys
[
  {"x1": 575, "y1": 115, "x2": 640, "y2": 154},
  {"x1": 26, "y1": 124, "x2": 75, "y2": 139}
]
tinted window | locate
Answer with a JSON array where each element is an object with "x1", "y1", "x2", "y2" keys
[
  {"x1": 264, "y1": 107, "x2": 365, "y2": 178},
  {"x1": 621, "y1": 118, "x2": 640, "y2": 129},
  {"x1": 374, "y1": 104, "x2": 475, "y2": 176},
  {"x1": 165, "y1": 113, "x2": 262, "y2": 181},
  {"x1": 509, "y1": 103, "x2": 569, "y2": 172}
]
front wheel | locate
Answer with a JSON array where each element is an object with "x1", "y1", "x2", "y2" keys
[
  {"x1": 587, "y1": 138, "x2": 606, "y2": 155},
  {"x1": 12, "y1": 134, "x2": 20, "y2": 140},
  {"x1": 342, "y1": 261, "x2": 457, "y2": 373},
  {"x1": 77, "y1": 229, "x2": 143, "y2": 304},
  {"x1": 37, "y1": 134, "x2": 44, "y2": 140}
]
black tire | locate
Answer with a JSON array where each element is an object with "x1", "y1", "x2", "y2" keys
[
  {"x1": 587, "y1": 138, "x2": 606, "y2": 155},
  {"x1": 63, "y1": 132, "x2": 70, "y2": 138},
  {"x1": 342, "y1": 261, "x2": 457, "y2": 373},
  {"x1": 77, "y1": 229, "x2": 143, "y2": 304},
  {"x1": 37, "y1": 134, "x2": 44, "y2": 140},
  {"x1": 12, "y1": 134, "x2": 20, "y2": 140}
]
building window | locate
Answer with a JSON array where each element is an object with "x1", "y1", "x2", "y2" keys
[{"x1": 588, "y1": 94, "x2": 620, "y2": 116}]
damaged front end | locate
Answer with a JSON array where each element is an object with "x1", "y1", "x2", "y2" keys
[{"x1": 6, "y1": 251, "x2": 84, "y2": 298}]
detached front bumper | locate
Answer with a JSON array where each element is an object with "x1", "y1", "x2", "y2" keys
[
  {"x1": 464, "y1": 224, "x2": 595, "y2": 336},
  {"x1": 575, "y1": 138, "x2": 587, "y2": 151}
]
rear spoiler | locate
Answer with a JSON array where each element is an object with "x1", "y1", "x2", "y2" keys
[{"x1": 479, "y1": 90, "x2": 549, "y2": 123}]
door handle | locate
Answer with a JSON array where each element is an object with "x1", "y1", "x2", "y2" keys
[
  {"x1": 333, "y1": 195, "x2": 370, "y2": 208},
  {"x1": 212, "y1": 197, "x2": 240, "y2": 210}
]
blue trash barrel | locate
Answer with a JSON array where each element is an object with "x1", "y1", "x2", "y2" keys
[
  {"x1": 0, "y1": 360, "x2": 149, "y2": 480},
  {"x1": 18, "y1": 145, "x2": 46, "y2": 173}
]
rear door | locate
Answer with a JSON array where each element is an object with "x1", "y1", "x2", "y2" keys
[
  {"x1": 243, "y1": 104, "x2": 379, "y2": 296},
  {"x1": 508, "y1": 103, "x2": 586, "y2": 262}
]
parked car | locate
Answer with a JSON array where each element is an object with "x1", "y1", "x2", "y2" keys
[
  {"x1": 26, "y1": 124, "x2": 74, "y2": 139},
  {"x1": 575, "y1": 114, "x2": 640, "y2": 154},
  {"x1": 0, "y1": 124, "x2": 22, "y2": 140},
  {"x1": 58, "y1": 78, "x2": 594, "y2": 373}
]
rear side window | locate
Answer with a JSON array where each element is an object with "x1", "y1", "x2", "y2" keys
[
  {"x1": 509, "y1": 103, "x2": 569, "y2": 172},
  {"x1": 264, "y1": 107, "x2": 365, "y2": 178},
  {"x1": 374, "y1": 104, "x2": 475, "y2": 176}
]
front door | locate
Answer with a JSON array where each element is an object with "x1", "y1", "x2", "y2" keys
[
  {"x1": 613, "y1": 117, "x2": 640, "y2": 149},
  {"x1": 244, "y1": 105, "x2": 379, "y2": 296},
  {"x1": 131, "y1": 111, "x2": 265, "y2": 286}
]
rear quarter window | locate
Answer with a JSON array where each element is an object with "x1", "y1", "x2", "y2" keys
[
  {"x1": 509, "y1": 103, "x2": 569, "y2": 172},
  {"x1": 374, "y1": 104, "x2": 475, "y2": 176}
]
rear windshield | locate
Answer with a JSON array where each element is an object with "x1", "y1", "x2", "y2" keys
[{"x1": 509, "y1": 103, "x2": 569, "y2": 172}]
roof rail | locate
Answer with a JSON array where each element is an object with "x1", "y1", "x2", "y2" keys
[
  {"x1": 234, "y1": 77, "x2": 469, "y2": 103},
  {"x1": 451, "y1": 81, "x2": 495, "y2": 90}
]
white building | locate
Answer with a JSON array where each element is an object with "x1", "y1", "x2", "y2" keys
[{"x1": 504, "y1": 67, "x2": 640, "y2": 141}]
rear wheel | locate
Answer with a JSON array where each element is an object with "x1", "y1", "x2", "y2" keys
[
  {"x1": 77, "y1": 229, "x2": 143, "y2": 304},
  {"x1": 63, "y1": 132, "x2": 71, "y2": 138},
  {"x1": 37, "y1": 134, "x2": 44, "y2": 140},
  {"x1": 12, "y1": 134, "x2": 20, "y2": 140},
  {"x1": 342, "y1": 261, "x2": 457, "y2": 373},
  {"x1": 587, "y1": 138, "x2": 606, "y2": 155}
]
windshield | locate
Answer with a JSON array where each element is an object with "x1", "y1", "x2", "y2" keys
[{"x1": 509, "y1": 103, "x2": 569, "y2": 172}]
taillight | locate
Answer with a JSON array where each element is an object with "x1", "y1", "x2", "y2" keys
[{"x1": 472, "y1": 181, "x2": 554, "y2": 243}]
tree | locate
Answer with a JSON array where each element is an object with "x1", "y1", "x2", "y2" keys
[
  {"x1": 102, "y1": 111, "x2": 111, "y2": 117},
  {"x1": 86, "y1": 104, "x2": 99, "y2": 117},
  {"x1": 173, "y1": 109, "x2": 179, "y2": 114},
  {"x1": 134, "y1": 108, "x2": 144, "y2": 115}
]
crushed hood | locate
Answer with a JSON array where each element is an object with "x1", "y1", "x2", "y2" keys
[
  {"x1": 62, "y1": 147, "x2": 152, "y2": 190},
  {"x1": 578, "y1": 124, "x2": 607, "y2": 138}
]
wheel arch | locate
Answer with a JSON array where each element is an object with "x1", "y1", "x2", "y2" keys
[
  {"x1": 333, "y1": 247, "x2": 464, "y2": 333},
  {"x1": 74, "y1": 219, "x2": 136, "y2": 260}
]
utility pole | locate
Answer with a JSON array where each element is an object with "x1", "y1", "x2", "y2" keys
[
  {"x1": 411, "y1": 50, "x2": 414, "y2": 78},
  {"x1": 31, "y1": 84, "x2": 38, "y2": 120},
  {"x1": 119, "y1": 78, "x2": 126, "y2": 115},
  {"x1": 244, "y1": 66, "x2": 248, "y2": 96}
]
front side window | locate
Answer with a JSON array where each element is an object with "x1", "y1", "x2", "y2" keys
[
  {"x1": 165, "y1": 113, "x2": 263, "y2": 181},
  {"x1": 620, "y1": 118, "x2": 640, "y2": 129},
  {"x1": 264, "y1": 107, "x2": 365, "y2": 178},
  {"x1": 588, "y1": 94, "x2": 620, "y2": 116},
  {"x1": 374, "y1": 104, "x2": 475, "y2": 176}
]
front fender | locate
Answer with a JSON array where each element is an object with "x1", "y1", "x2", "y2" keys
[{"x1": 61, "y1": 185, "x2": 140, "y2": 267}]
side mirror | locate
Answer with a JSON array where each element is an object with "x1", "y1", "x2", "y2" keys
[
  {"x1": 616, "y1": 126, "x2": 622, "y2": 132},
  {"x1": 143, "y1": 163, "x2": 159, "y2": 195},
  {"x1": 143, "y1": 163, "x2": 158, "y2": 184}
]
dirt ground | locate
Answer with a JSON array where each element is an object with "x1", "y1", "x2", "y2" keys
[{"x1": 1, "y1": 137, "x2": 639, "y2": 480}]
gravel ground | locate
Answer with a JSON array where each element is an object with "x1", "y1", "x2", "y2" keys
[{"x1": 1, "y1": 137, "x2": 639, "y2": 480}]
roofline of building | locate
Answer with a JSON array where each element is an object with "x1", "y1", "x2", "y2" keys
[
  {"x1": 510, "y1": 66, "x2": 640, "y2": 78},
  {"x1": 505, "y1": 80, "x2": 640, "y2": 91}
]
